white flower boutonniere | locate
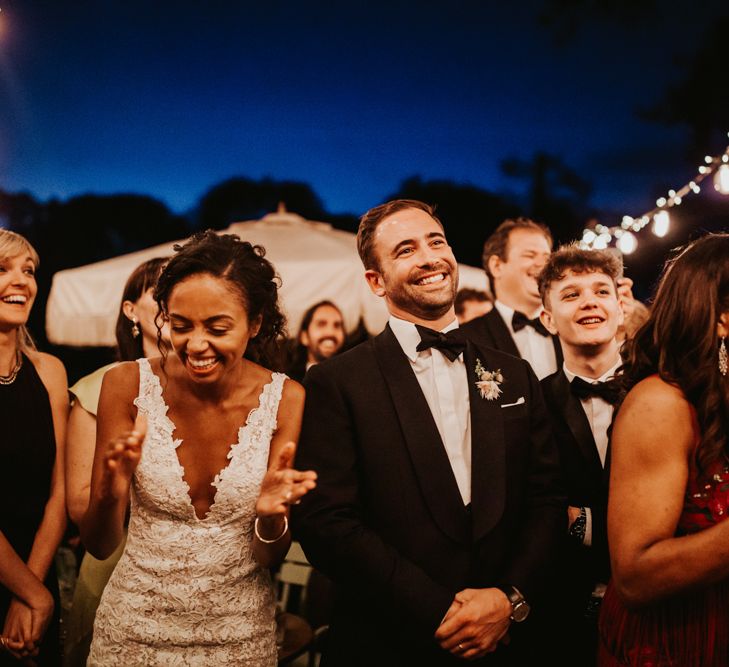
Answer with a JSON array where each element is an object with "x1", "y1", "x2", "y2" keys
[{"x1": 475, "y1": 358, "x2": 503, "y2": 401}]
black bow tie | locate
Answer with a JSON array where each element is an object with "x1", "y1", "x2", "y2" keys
[
  {"x1": 570, "y1": 376, "x2": 622, "y2": 405},
  {"x1": 415, "y1": 325, "x2": 466, "y2": 362},
  {"x1": 511, "y1": 311, "x2": 549, "y2": 337}
]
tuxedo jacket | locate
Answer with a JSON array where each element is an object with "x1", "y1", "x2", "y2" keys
[
  {"x1": 293, "y1": 325, "x2": 565, "y2": 666},
  {"x1": 461, "y1": 308, "x2": 564, "y2": 368},
  {"x1": 540, "y1": 368, "x2": 611, "y2": 601}
]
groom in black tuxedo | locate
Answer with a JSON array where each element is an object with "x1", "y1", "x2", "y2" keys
[{"x1": 293, "y1": 199, "x2": 564, "y2": 666}]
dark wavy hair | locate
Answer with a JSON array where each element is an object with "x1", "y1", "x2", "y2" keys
[
  {"x1": 623, "y1": 233, "x2": 729, "y2": 471},
  {"x1": 287, "y1": 300, "x2": 344, "y2": 380},
  {"x1": 153, "y1": 230, "x2": 287, "y2": 369},
  {"x1": 115, "y1": 257, "x2": 167, "y2": 361}
]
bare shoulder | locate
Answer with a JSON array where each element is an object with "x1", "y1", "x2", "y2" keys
[
  {"x1": 100, "y1": 360, "x2": 141, "y2": 400},
  {"x1": 27, "y1": 350, "x2": 68, "y2": 394},
  {"x1": 615, "y1": 375, "x2": 694, "y2": 457},
  {"x1": 281, "y1": 376, "x2": 305, "y2": 405},
  {"x1": 273, "y1": 376, "x2": 304, "y2": 428},
  {"x1": 621, "y1": 375, "x2": 691, "y2": 419}
]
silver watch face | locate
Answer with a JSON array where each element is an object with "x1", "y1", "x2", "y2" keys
[{"x1": 511, "y1": 600, "x2": 530, "y2": 622}]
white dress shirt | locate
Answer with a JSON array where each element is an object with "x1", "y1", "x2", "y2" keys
[
  {"x1": 389, "y1": 316, "x2": 472, "y2": 505},
  {"x1": 494, "y1": 300, "x2": 557, "y2": 380},
  {"x1": 564, "y1": 357, "x2": 622, "y2": 547}
]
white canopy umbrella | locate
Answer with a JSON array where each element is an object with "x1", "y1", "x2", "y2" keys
[{"x1": 46, "y1": 208, "x2": 488, "y2": 346}]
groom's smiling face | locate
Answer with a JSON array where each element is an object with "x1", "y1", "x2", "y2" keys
[{"x1": 365, "y1": 207, "x2": 458, "y2": 321}]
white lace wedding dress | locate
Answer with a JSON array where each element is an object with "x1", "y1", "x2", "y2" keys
[{"x1": 88, "y1": 359, "x2": 283, "y2": 666}]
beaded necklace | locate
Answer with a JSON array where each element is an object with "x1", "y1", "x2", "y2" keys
[{"x1": 0, "y1": 350, "x2": 23, "y2": 385}]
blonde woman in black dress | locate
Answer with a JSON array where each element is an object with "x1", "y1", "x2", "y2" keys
[{"x1": 0, "y1": 230, "x2": 68, "y2": 665}]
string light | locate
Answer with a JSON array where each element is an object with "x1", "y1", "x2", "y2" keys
[
  {"x1": 715, "y1": 164, "x2": 729, "y2": 195},
  {"x1": 652, "y1": 210, "x2": 670, "y2": 237},
  {"x1": 580, "y1": 132, "x2": 729, "y2": 251},
  {"x1": 617, "y1": 231, "x2": 637, "y2": 254}
]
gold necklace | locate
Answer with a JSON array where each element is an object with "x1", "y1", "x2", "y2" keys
[{"x1": 0, "y1": 351, "x2": 23, "y2": 385}]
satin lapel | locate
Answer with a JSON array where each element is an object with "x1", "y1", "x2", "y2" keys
[
  {"x1": 373, "y1": 327, "x2": 471, "y2": 544},
  {"x1": 465, "y1": 341, "x2": 506, "y2": 541},
  {"x1": 552, "y1": 371, "x2": 602, "y2": 474},
  {"x1": 485, "y1": 310, "x2": 521, "y2": 358},
  {"x1": 552, "y1": 335, "x2": 564, "y2": 366}
]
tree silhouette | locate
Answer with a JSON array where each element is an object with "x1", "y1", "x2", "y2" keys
[
  {"x1": 501, "y1": 152, "x2": 591, "y2": 243},
  {"x1": 640, "y1": 14, "x2": 729, "y2": 157},
  {"x1": 194, "y1": 177, "x2": 329, "y2": 230},
  {"x1": 3, "y1": 192, "x2": 186, "y2": 355},
  {"x1": 387, "y1": 176, "x2": 521, "y2": 267},
  {"x1": 540, "y1": 0, "x2": 728, "y2": 157}
]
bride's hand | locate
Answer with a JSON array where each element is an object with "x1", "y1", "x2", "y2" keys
[
  {"x1": 99, "y1": 413, "x2": 147, "y2": 502},
  {"x1": 256, "y1": 442, "x2": 317, "y2": 518}
]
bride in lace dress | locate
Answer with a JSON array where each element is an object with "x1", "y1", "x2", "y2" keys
[{"x1": 80, "y1": 231, "x2": 317, "y2": 666}]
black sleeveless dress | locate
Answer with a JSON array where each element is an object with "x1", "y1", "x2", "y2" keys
[{"x1": 0, "y1": 353, "x2": 60, "y2": 666}]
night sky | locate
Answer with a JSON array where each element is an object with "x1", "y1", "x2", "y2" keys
[{"x1": 0, "y1": 0, "x2": 726, "y2": 221}]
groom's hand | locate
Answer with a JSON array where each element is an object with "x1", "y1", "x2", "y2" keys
[{"x1": 434, "y1": 588, "x2": 511, "y2": 660}]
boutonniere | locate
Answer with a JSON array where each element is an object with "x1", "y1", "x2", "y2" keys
[{"x1": 474, "y1": 358, "x2": 503, "y2": 400}]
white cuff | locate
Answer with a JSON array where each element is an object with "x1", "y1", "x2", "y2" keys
[{"x1": 583, "y1": 507, "x2": 593, "y2": 547}]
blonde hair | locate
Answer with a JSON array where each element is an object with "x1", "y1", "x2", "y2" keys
[{"x1": 0, "y1": 230, "x2": 40, "y2": 353}]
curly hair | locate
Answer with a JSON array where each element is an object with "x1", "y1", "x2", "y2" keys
[
  {"x1": 623, "y1": 233, "x2": 729, "y2": 471},
  {"x1": 538, "y1": 243, "x2": 622, "y2": 308},
  {"x1": 153, "y1": 230, "x2": 287, "y2": 370}
]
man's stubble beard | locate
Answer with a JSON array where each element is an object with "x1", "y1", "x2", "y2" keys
[{"x1": 388, "y1": 278, "x2": 457, "y2": 322}]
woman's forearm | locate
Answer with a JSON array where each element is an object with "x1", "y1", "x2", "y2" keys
[
  {"x1": 25, "y1": 492, "x2": 67, "y2": 582},
  {"x1": 252, "y1": 514, "x2": 292, "y2": 569},
  {"x1": 0, "y1": 532, "x2": 49, "y2": 606},
  {"x1": 80, "y1": 492, "x2": 128, "y2": 560}
]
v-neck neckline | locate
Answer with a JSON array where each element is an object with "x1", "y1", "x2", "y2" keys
[{"x1": 147, "y1": 367, "x2": 275, "y2": 523}]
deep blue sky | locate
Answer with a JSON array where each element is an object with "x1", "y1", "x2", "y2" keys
[{"x1": 0, "y1": 0, "x2": 724, "y2": 219}]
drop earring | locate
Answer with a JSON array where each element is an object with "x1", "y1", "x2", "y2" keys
[
  {"x1": 131, "y1": 317, "x2": 140, "y2": 339},
  {"x1": 720, "y1": 336, "x2": 728, "y2": 376}
]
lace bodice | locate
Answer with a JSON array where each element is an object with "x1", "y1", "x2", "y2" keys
[{"x1": 88, "y1": 359, "x2": 286, "y2": 666}]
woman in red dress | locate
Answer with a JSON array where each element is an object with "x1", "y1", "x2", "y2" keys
[{"x1": 598, "y1": 233, "x2": 729, "y2": 667}]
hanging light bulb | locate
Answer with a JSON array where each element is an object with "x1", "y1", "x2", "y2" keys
[
  {"x1": 593, "y1": 233, "x2": 611, "y2": 250},
  {"x1": 714, "y1": 164, "x2": 729, "y2": 194},
  {"x1": 652, "y1": 210, "x2": 670, "y2": 237},
  {"x1": 617, "y1": 231, "x2": 637, "y2": 254}
]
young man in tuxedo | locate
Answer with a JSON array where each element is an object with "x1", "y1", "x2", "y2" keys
[
  {"x1": 461, "y1": 218, "x2": 561, "y2": 379},
  {"x1": 293, "y1": 199, "x2": 564, "y2": 666},
  {"x1": 537, "y1": 245, "x2": 625, "y2": 665}
]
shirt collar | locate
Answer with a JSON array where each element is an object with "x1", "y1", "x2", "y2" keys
[
  {"x1": 494, "y1": 299, "x2": 543, "y2": 331},
  {"x1": 388, "y1": 315, "x2": 460, "y2": 362},
  {"x1": 564, "y1": 356, "x2": 622, "y2": 385}
]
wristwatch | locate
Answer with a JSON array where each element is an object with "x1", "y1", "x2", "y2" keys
[{"x1": 502, "y1": 586, "x2": 530, "y2": 622}]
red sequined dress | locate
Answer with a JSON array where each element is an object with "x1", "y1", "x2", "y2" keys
[{"x1": 598, "y1": 447, "x2": 729, "y2": 666}]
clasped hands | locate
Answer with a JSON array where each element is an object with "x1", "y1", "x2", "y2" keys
[
  {"x1": 1, "y1": 588, "x2": 54, "y2": 664},
  {"x1": 434, "y1": 587, "x2": 512, "y2": 661}
]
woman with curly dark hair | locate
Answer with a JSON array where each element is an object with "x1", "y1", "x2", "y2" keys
[
  {"x1": 80, "y1": 231, "x2": 316, "y2": 665},
  {"x1": 598, "y1": 233, "x2": 729, "y2": 666}
]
